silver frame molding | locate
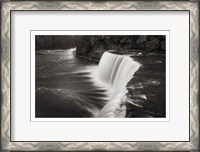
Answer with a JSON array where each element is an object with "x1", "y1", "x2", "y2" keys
[{"x1": 1, "y1": 1, "x2": 199, "y2": 151}]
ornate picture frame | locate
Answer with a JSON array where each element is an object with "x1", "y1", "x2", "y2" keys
[{"x1": 1, "y1": 1, "x2": 199, "y2": 151}]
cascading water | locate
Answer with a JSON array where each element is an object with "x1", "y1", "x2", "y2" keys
[
  {"x1": 36, "y1": 48, "x2": 141, "y2": 118},
  {"x1": 96, "y1": 52, "x2": 141, "y2": 117}
]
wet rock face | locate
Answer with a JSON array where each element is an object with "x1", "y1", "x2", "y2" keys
[
  {"x1": 76, "y1": 36, "x2": 139, "y2": 55},
  {"x1": 76, "y1": 36, "x2": 92, "y2": 55},
  {"x1": 75, "y1": 35, "x2": 165, "y2": 59},
  {"x1": 36, "y1": 35, "x2": 166, "y2": 58},
  {"x1": 136, "y1": 36, "x2": 165, "y2": 52}
]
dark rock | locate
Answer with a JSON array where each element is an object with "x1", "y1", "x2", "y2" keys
[
  {"x1": 36, "y1": 35, "x2": 166, "y2": 57},
  {"x1": 160, "y1": 41, "x2": 166, "y2": 51}
]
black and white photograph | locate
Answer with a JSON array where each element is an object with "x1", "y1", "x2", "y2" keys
[
  {"x1": 35, "y1": 34, "x2": 166, "y2": 118},
  {"x1": 2, "y1": 0, "x2": 197, "y2": 149}
]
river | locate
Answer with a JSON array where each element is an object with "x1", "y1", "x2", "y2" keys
[{"x1": 36, "y1": 48, "x2": 165, "y2": 118}]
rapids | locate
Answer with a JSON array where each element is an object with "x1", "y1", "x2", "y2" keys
[
  {"x1": 36, "y1": 48, "x2": 165, "y2": 118},
  {"x1": 96, "y1": 52, "x2": 141, "y2": 117}
]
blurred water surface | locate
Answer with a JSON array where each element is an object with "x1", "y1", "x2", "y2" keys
[{"x1": 36, "y1": 49, "x2": 165, "y2": 118}]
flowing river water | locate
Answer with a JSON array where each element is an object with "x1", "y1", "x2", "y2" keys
[{"x1": 36, "y1": 48, "x2": 165, "y2": 118}]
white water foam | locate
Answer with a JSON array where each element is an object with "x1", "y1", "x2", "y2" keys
[
  {"x1": 96, "y1": 52, "x2": 141, "y2": 117},
  {"x1": 71, "y1": 50, "x2": 141, "y2": 117}
]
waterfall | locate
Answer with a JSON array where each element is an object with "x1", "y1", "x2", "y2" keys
[{"x1": 96, "y1": 52, "x2": 141, "y2": 117}]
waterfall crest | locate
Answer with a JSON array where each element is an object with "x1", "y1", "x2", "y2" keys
[{"x1": 96, "y1": 52, "x2": 141, "y2": 117}]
